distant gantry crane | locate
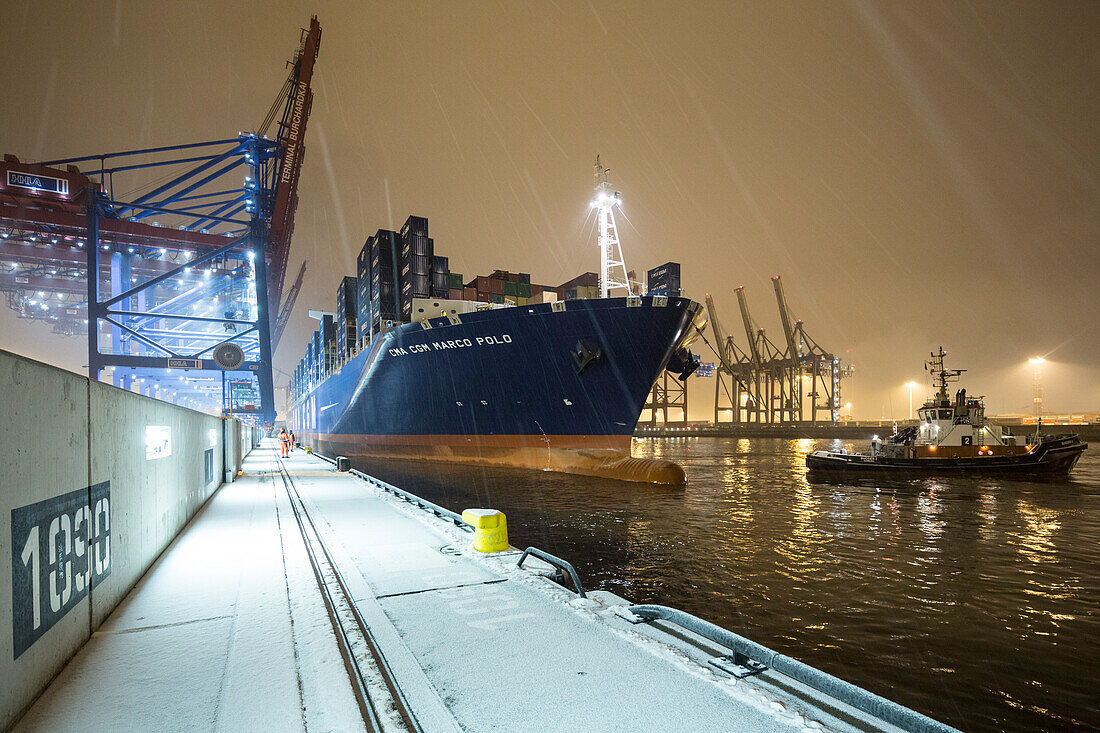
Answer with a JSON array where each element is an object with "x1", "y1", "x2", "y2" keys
[
  {"x1": 707, "y1": 276, "x2": 851, "y2": 426},
  {"x1": 273, "y1": 260, "x2": 308, "y2": 350},
  {"x1": 0, "y1": 17, "x2": 322, "y2": 423}
]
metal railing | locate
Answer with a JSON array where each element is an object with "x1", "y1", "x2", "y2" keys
[
  {"x1": 349, "y1": 468, "x2": 471, "y2": 532},
  {"x1": 624, "y1": 605, "x2": 958, "y2": 733},
  {"x1": 517, "y1": 547, "x2": 586, "y2": 598}
]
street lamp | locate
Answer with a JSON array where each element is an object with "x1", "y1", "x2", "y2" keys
[{"x1": 905, "y1": 381, "x2": 919, "y2": 418}]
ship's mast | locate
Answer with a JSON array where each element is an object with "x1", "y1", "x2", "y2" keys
[
  {"x1": 924, "y1": 346, "x2": 965, "y2": 404},
  {"x1": 590, "y1": 156, "x2": 633, "y2": 298}
]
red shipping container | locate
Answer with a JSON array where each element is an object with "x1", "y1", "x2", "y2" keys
[
  {"x1": 449, "y1": 288, "x2": 464, "y2": 300},
  {"x1": 488, "y1": 278, "x2": 505, "y2": 294},
  {"x1": 464, "y1": 287, "x2": 478, "y2": 300}
]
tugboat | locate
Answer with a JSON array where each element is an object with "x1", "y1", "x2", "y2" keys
[{"x1": 807, "y1": 348, "x2": 1087, "y2": 476}]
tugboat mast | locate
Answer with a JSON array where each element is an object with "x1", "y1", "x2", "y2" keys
[{"x1": 925, "y1": 347, "x2": 966, "y2": 405}]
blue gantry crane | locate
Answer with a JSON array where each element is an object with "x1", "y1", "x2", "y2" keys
[{"x1": 0, "y1": 18, "x2": 321, "y2": 423}]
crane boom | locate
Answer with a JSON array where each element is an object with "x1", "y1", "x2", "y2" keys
[
  {"x1": 771, "y1": 275, "x2": 799, "y2": 359},
  {"x1": 266, "y1": 16, "x2": 321, "y2": 322},
  {"x1": 704, "y1": 293, "x2": 735, "y2": 371},
  {"x1": 735, "y1": 286, "x2": 763, "y2": 367},
  {"x1": 272, "y1": 260, "x2": 307, "y2": 351}
]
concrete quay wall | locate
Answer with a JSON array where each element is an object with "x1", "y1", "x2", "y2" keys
[{"x1": 0, "y1": 349, "x2": 259, "y2": 729}]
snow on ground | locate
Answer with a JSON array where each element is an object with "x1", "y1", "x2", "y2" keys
[
  {"x1": 14, "y1": 441, "x2": 905, "y2": 732},
  {"x1": 291, "y1": 455, "x2": 879, "y2": 732},
  {"x1": 15, "y1": 444, "x2": 364, "y2": 733}
]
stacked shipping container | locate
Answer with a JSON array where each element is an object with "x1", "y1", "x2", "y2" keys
[
  {"x1": 321, "y1": 314, "x2": 337, "y2": 375},
  {"x1": 369, "y1": 229, "x2": 401, "y2": 333},
  {"x1": 556, "y1": 271, "x2": 599, "y2": 301},
  {"x1": 291, "y1": 211, "x2": 687, "y2": 403},
  {"x1": 448, "y1": 272, "x2": 464, "y2": 300},
  {"x1": 310, "y1": 330, "x2": 321, "y2": 382},
  {"x1": 399, "y1": 216, "x2": 433, "y2": 321},
  {"x1": 430, "y1": 255, "x2": 450, "y2": 298},
  {"x1": 334, "y1": 276, "x2": 357, "y2": 356},
  {"x1": 462, "y1": 270, "x2": 534, "y2": 305},
  {"x1": 355, "y1": 240, "x2": 372, "y2": 345},
  {"x1": 646, "y1": 262, "x2": 681, "y2": 297}
]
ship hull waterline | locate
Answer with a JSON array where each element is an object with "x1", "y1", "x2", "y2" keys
[{"x1": 291, "y1": 296, "x2": 702, "y2": 485}]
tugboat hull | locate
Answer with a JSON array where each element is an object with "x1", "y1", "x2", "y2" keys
[{"x1": 806, "y1": 435, "x2": 1086, "y2": 476}]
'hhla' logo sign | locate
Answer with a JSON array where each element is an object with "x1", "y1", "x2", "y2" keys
[{"x1": 6, "y1": 170, "x2": 69, "y2": 195}]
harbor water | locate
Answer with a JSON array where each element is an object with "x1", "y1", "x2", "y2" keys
[{"x1": 352, "y1": 438, "x2": 1099, "y2": 732}]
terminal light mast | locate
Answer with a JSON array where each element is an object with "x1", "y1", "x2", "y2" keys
[
  {"x1": 590, "y1": 156, "x2": 633, "y2": 298},
  {"x1": 1029, "y1": 356, "x2": 1045, "y2": 416}
]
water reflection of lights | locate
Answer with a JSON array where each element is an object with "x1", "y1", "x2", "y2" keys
[
  {"x1": 790, "y1": 474, "x2": 819, "y2": 547},
  {"x1": 1014, "y1": 499, "x2": 1061, "y2": 565},
  {"x1": 791, "y1": 438, "x2": 817, "y2": 477},
  {"x1": 978, "y1": 493, "x2": 998, "y2": 543},
  {"x1": 916, "y1": 485, "x2": 946, "y2": 543},
  {"x1": 1012, "y1": 499, "x2": 1079, "y2": 632},
  {"x1": 718, "y1": 452, "x2": 754, "y2": 525}
]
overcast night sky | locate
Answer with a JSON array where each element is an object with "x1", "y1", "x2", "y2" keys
[{"x1": 1, "y1": 1, "x2": 1097, "y2": 419}]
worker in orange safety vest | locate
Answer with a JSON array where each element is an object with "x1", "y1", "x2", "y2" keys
[{"x1": 278, "y1": 428, "x2": 290, "y2": 457}]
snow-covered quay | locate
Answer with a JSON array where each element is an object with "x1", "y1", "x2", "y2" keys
[{"x1": 16, "y1": 441, "x2": 939, "y2": 732}]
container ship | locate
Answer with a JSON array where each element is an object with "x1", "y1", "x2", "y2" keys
[
  {"x1": 806, "y1": 348, "x2": 1087, "y2": 475},
  {"x1": 288, "y1": 215, "x2": 702, "y2": 483}
]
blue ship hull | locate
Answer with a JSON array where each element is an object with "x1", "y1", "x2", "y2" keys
[{"x1": 290, "y1": 296, "x2": 701, "y2": 482}]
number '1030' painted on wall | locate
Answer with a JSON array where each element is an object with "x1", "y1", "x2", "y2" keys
[{"x1": 10, "y1": 482, "x2": 111, "y2": 659}]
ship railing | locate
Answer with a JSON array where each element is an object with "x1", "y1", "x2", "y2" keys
[{"x1": 617, "y1": 605, "x2": 958, "y2": 733}]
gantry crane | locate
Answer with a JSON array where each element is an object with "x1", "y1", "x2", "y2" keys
[
  {"x1": 0, "y1": 17, "x2": 322, "y2": 423},
  {"x1": 704, "y1": 276, "x2": 851, "y2": 427},
  {"x1": 706, "y1": 293, "x2": 754, "y2": 424},
  {"x1": 735, "y1": 286, "x2": 793, "y2": 422}
]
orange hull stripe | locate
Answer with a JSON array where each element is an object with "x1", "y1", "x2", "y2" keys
[{"x1": 305, "y1": 432, "x2": 631, "y2": 452}]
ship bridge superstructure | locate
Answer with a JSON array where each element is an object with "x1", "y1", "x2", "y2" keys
[{"x1": 909, "y1": 348, "x2": 1016, "y2": 449}]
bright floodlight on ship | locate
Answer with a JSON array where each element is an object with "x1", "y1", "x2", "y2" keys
[{"x1": 1029, "y1": 356, "x2": 1045, "y2": 364}]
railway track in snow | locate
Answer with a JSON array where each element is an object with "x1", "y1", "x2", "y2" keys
[{"x1": 272, "y1": 449, "x2": 422, "y2": 733}]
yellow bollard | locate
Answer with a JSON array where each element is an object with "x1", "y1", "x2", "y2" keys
[{"x1": 461, "y1": 509, "x2": 509, "y2": 553}]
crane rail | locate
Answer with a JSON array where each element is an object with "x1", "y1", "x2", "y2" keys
[{"x1": 272, "y1": 448, "x2": 422, "y2": 733}]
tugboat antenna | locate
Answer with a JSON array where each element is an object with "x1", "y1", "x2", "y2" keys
[{"x1": 925, "y1": 346, "x2": 965, "y2": 403}]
